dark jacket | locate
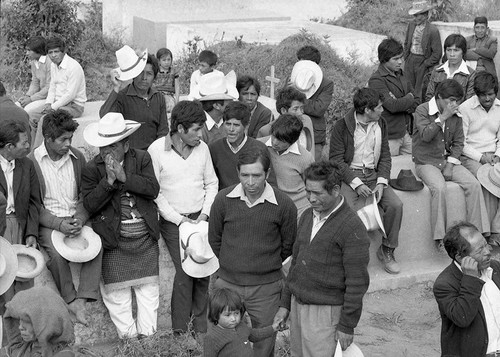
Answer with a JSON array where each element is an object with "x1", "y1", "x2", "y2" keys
[
  {"x1": 368, "y1": 64, "x2": 420, "y2": 140},
  {"x1": 433, "y1": 260, "x2": 500, "y2": 357},
  {"x1": 329, "y1": 108, "x2": 391, "y2": 184},
  {"x1": 247, "y1": 101, "x2": 272, "y2": 139},
  {"x1": 425, "y1": 64, "x2": 476, "y2": 102},
  {"x1": 403, "y1": 21, "x2": 442, "y2": 69},
  {"x1": 304, "y1": 77, "x2": 334, "y2": 145},
  {"x1": 81, "y1": 149, "x2": 160, "y2": 250},
  {"x1": 465, "y1": 34, "x2": 498, "y2": 77}
]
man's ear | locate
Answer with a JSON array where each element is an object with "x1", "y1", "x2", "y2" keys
[
  {"x1": 280, "y1": 108, "x2": 287, "y2": 115},
  {"x1": 265, "y1": 169, "x2": 271, "y2": 180}
]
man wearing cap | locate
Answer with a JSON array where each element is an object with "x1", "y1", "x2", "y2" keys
[
  {"x1": 209, "y1": 146, "x2": 297, "y2": 357},
  {"x1": 28, "y1": 109, "x2": 102, "y2": 326},
  {"x1": 403, "y1": 0, "x2": 442, "y2": 100},
  {"x1": 82, "y1": 112, "x2": 161, "y2": 339},
  {"x1": 460, "y1": 72, "x2": 500, "y2": 245},
  {"x1": 100, "y1": 46, "x2": 168, "y2": 150},
  {"x1": 148, "y1": 101, "x2": 218, "y2": 336},
  {"x1": 465, "y1": 17, "x2": 498, "y2": 77},
  {"x1": 329, "y1": 87, "x2": 403, "y2": 275}
]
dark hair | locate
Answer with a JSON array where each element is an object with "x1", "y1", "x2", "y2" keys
[
  {"x1": 378, "y1": 37, "x2": 403, "y2": 64},
  {"x1": 42, "y1": 109, "x2": 79, "y2": 141},
  {"x1": 223, "y1": 101, "x2": 251, "y2": 126},
  {"x1": 170, "y1": 100, "x2": 206, "y2": 133},
  {"x1": 156, "y1": 48, "x2": 173, "y2": 61},
  {"x1": 297, "y1": 45, "x2": 321, "y2": 64},
  {"x1": 45, "y1": 37, "x2": 65, "y2": 52},
  {"x1": 198, "y1": 50, "x2": 218, "y2": 66},
  {"x1": 303, "y1": 161, "x2": 342, "y2": 194},
  {"x1": 26, "y1": 36, "x2": 47, "y2": 55},
  {"x1": 146, "y1": 54, "x2": 160, "y2": 78},
  {"x1": 0, "y1": 121, "x2": 27, "y2": 149},
  {"x1": 276, "y1": 86, "x2": 306, "y2": 113},
  {"x1": 474, "y1": 16, "x2": 488, "y2": 27},
  {"x1": 208, "y1": 288, "x2": 245, "y2": 325},
  {"x1": 237, "y1": 146, "x2": 271, "y2": 172},
  {"x1": 443, "y1": 222, "x2": 478, "y2": 260},
  {"x1": 443, "y1": 34, "x2": 467, "y2": 59},
  {"x1": 0, "y1": 81, "x2": 6, "y2": 97},
  {"x1": 435, "y1": 79, "x2": 464, "y2": 100},
  {"x1": 271, "y1": 114, "x2": 303, "y2": 145},
  {"x1": 201, "y1": 99, "x2": 225, "y2": 113},
  {"x1": 474, "y1": 71, "x2": 499, "y2": 96},
  {"x1": 236, "y1": 75, "x2": 261, "y2": 96},
  {"x1": 353, "y1": 87, "x2": 382, "y2": 114}
]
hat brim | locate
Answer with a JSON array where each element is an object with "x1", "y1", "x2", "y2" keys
[
  {"x1": 197, "y1": 93, "x2": 236, "y2": 102},
  {"x1": 0, "y1": 237, "x2": 18, "y2": 295},
  {"x1": 291, "y1": 60, "x2": 324, "y2": 99},
  {"x1": 114, "y1": 50, "x2": 148, "y2": 82},
  {"x1": 12, "y1": 245, "x2": 45, "y2": 280},
  {"x1": 343, "y1": 342, "x2": 364, "y2": 357},
  {"x1": 372, "y1": 195, "x2": 386, "y2": 237},
  {"x1": 51, "y1": 226, "x2": 102, "y2": 263},
  {"x1": 477, "y1": 164, "x2": 500, "y2": 198},
  {"x1": 83, "y1": 120, "x2": 141, "y2": 148},
  {"x1": 389, "y1": 179, "x2": 424, "y2": 191},
  {"x1": 408, "y1": 5, "x2": 434, "y2": 15}
]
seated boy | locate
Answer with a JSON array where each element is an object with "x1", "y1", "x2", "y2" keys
[{"x1": 188, "y1": 50, "x2": 222, "y2": 99}]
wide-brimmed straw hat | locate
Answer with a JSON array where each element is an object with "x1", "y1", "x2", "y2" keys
[
  {"x1": 84, "y1": 112, "x2": 141, "y2": 148},
  {"x1": 0, "y1": 237, "x2": 17, "y2": 295},
  {"x1": 357, "y1": 193, "x2": 386, "y2": 236},
  {"x1": 12, "y1": 245, "x2": 45, "y2": 281},
  {"x1": 389, "y1": 169, "x2": 424, "y2": 191},
  {"x1": 194, "y1": 70, "x2": 238, "y2": 101},
  {"x1": 179, "y1": 221, "x2": 219, "y2": 278},
  {"x1": 335, "y1": 341, "x2": 364, "y2": 357},
  {"x1": 52, "y1": 226, "x2": 102, "y2": 263},
  {"x1": 114, "y1": 45, "x2": 148, "y2": 81},
  {"x1": 290, "y1": 60, "x2": 323, "y2": 99},
  {"x1": 408, "y1": 0, "x2": 434, "y2": 15},
  {"x1": 477, "y1": 163, "x2": 500, "y2": 198}
]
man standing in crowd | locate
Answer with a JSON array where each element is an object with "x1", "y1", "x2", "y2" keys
[
  {"x1": 434, "y1": 222, "x2": 499, "y2": 357},
  {"x1": 369, "y1": 37, "x2": 420, "y2": 156},
  {"x1": 330, "y1": 87, "x2": 403, "y2": 275},
  {"x1": 209, "y1": 147, "x2": 297, "y2": 357},
  {"x1": 274, "y1": 161, "x2": 370, "y2": 356},
  {"x1": 237, "y1": 75, "x2": 273, "y2": 138},
  {"x1": 465, "y1": 16, "x2": 498, "y2": 77},
  {"x1": 148, "y1": 101, "x2": 218, "y2": 337}
]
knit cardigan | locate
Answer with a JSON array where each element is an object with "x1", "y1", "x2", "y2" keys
[{"x1": 281, "y1": 200, "x2": 370, "y2": 335}]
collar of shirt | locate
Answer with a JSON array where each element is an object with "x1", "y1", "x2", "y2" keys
[
  {"x1": 226, "y1": 135, "x2": 248, "y2": 154},
  {"x1": 429, "y1": 96, "x2": 462, "y2": 118},
  {"x1": 313, "y1": 196, "x2": 344, "y2": 222},
  {"x1": 438, "y1": 60, "x2": 470, "y2": 77},
  {"x1": 265, "y1": 137, "x2": 301, "y2": 156},
  {"x1": 57, "y1": 54, "x2": 69, "y2": 69},
  {"x1": 205, "y1": 111, "x2": 223, "y2": 130},
  {"x1": 126, "y1": 82, "x2": 157, "y2": 100},
  {"x1": 226, "y1": 182, "x2": 278, "y2": 207},
  {"x1": 34, "y1": 142, "x2": 76, "y2": 162},
  {"x1": 34, "y1": 55, "x2": 47, "y2": 69},
  {"x1": 0, "y1": 153, "x2": 15, "y2": 172},
  {"x1": 470, "y1": 95, "x2": 500, "y2": 110},
  {"x1": 354, "y1": 111, "x2": 377, "y2": 131}
]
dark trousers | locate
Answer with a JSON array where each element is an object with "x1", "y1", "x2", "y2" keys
[
  {"x1": 160, "y1": 216, "x2": 209, "y2": 333},
  {"x1": 405, "y1": 53, "x2": 431, "y2": 102}
]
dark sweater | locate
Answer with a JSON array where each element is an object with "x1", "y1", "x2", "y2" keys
[
  {"x1": 208, "y1": 185, "x2": 297, "y2": 286},
  {"x1": 203, "y1": 321, "x2": 274, "y2": 357},
  {"x1": 281, "y1": 200, "x2": 370, "y2": 335}
]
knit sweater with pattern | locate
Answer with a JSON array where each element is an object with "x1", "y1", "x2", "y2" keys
[{"x1": 208, "y1": 185, "x2": 297, "y2": 285}]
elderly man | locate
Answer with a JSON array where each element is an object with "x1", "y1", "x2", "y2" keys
[
  {"x1": 28, "y1": 109, "x2": 102, "y2": 326},
  {"x1": 434, "y1": 222, "x2": 499, "y2": 357},
  {"x1": 100, "y1": 46, "x2": 168, "y2": 150},
  {"x1": 148, "y1": 101, "x2": 218, "y2": 336},
  {"x1": 82, "y1": 112, "x2": 160, "y2": 339},
  {"x1": 329, "y1": 87, "x2": 403, "y2": 275},
  {"x1": 209, "y1": 146, "x2": 297, "y2": 357},
  {"x1": 274, "y1": 161, "x2": 370, "y2": 356},
  {"x1": 465, "y1": 16, "x2": 498, "y2": 76}
]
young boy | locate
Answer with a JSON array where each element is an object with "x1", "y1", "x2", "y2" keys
[{"x1": 188, "y1": 50, "x2": 222, "y2": 99}]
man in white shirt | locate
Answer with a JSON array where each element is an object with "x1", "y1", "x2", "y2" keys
[{"x1": 148, "y1": 100, "x2": 218, "y2": 336}]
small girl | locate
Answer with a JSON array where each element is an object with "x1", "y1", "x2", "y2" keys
[
  {"x1": 203, "y1": 288, "x2": 284, "y2": 357},
  {"x1": 155, "y1": 48, "x2": 180, "y2": 113}
]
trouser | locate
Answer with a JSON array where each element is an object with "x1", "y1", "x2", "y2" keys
[
  {"x1": 416, "y1": 163, "x2": 490, "y2": 240},
  {"x1": 388, "y1": 133, "x2": 412, "y2": 156},
  {"x1": 214, "y1": 277, "x2": 282, "y2": 357},
  {"x1": 160, "y1": 215, "x2": 209, "y2": 333},
  {"x1": 341, "y1": 170, "x2": 403, "y2": 248},
  {"x1": 37, "y1": 226, "x2": 103, "y2": 303},
  {"x1": 405, "y1": 53, "x2": 431, "y2": 101},
  {"x1": 290, "y1": 296, "x2": 342, "y2": 357},
  {"x1": 100, "y1": 281, "x2": 159, "y2": 339}
]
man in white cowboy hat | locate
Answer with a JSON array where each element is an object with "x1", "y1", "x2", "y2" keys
[
  {"x1": 100, "y1": 45, "x2": 169, "y2": 150},
  {"x1": 81, "y1": 112, "x2": 161, "y2": 339},
  {"x1": 403, "y1": 0, "x2": 442, "y2": 100},
  {"x1": 194, "y1": 70, "x2": 238, "y2": 145},
  {"x1": 274, "y1": 161, "x2": 369, "y2": 357},
  {"x1": 148, "y1": 100, "x2": 218, "y2": 336},
  {"x1": 28, "y1": 109, "x2": 102, "y2": 326},
  {"x1": 209, "y1": 146, "x2": 297, "y2": 357},
  {"x1": 330, "y1": 87, "x2": 403, "y2": 275}
]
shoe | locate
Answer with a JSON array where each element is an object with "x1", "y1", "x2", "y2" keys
[
  {"x1": 435, "y1": 240, "x2": 447, "y2": 255},
  {"x1": 377, "y1": 245, "x2": 400, "y2": 274}
]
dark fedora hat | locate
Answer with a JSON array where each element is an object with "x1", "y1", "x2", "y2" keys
[{"x1": 389, "y1": 169, "x2": 424, "y2": 191}]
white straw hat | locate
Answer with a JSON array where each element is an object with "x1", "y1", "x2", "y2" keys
[
  {"x1": 290, "y1": 60, "x2": 323, "y2": 99},
  {"x1": 83, "y1": 112, "x2": 141, "y2": 148},
  {"x1": 114, "y1": 45, "x2": 148, "y2": 81},
  {"x1": 357, "y1": 193, "x2": 386, "y2": 236},
  {"x1": 12, "y1": 245, "x2": 45, "y2": 281},
  {"x1": 194, "y1": 70, "x2": 238, "y2": 101},
  {"x1": 51, "y1": 226, "x2": 102, "y2": 263},
  {"x1": 179, "y1": 221, "x2": 219, "y2": 278},
  {"x1": 0, "y1": 237, "x2": 17, "y2": 295}
]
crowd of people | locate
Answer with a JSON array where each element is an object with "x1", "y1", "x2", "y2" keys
[{"x1": 0, "y1": 0, "x2": 499, "y2": 355}]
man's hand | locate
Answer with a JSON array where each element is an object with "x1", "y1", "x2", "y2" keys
[
  {"x1": 105, "y1": 154, "x2": 117, "y2": 185},
  {"x1": 195, "y1": 213, "x2": 209, "y2": 223},
  {"x1": 493, "y1": 155, "x2": 500, "y2": 164},
  {"x1": 440, "y1": 102, "x2": 460, "y2": 123},
  {"x1": 18, "y1": 96, "x2": 32, "y2": 107},
  {"x1": 41, "y1": 103, "x2": 53, "y2": 114},
  {"x1": 355, "y1": 184, "x2": 372, "y2": 198},
  {"x1": 179, "y1": 216, "x2": 196, "y2": 225},
  {"x1": 60, "y1": 218, "x2": 83, "y2": 237},
  {"x1": 372, "y1": 184, "x2": 385, "y2": 203},
  {"x1": 25, "y1": 235, "x2": 37, "y2": 248},
  {"x1": 480, "y1": 153, "x2": 495, "y2": 165},
  {"x1": 273, "y1": 307, "x2": 289, "y2": 331},
  {"x1": 461, "y1": 256, "x2": 479, "y2": 277},
  {"x1": 113, "y1": 160, "x2": 126, "y2": 183},
  {"x1": 442, "y1": 163, "x2": 454, "y2": 181},
  {"x1": 336, "y1": 330, "x2": 353, "y2": 351}
]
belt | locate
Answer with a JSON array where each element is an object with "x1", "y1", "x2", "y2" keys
[
  {"x1": 409, "y1": 52, "x2": 425, "y2": 57},
  {"x1": 351, "y1": 167, "x2": 375, "y2": 175},
  {"x1": 486, "y1": 352, "x2": 500, "y2": 357}
]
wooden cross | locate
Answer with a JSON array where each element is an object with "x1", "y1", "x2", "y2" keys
[{"x1": 265, "y1": 65, "x2": 280, "y2": 99}]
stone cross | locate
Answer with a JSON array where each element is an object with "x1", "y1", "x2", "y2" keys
[{"x1": 265, "y1": 65, "x2": 280, "y2": 99}]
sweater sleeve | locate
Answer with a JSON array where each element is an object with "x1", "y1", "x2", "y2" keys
[
  {"x1": 208, "y1": 192, "x2": 226, "y2": 257},
  {"x1": 201, "y1": 147, "x2": 219, "y2": 217},
  {"x1": 203, "y1": 332, "x2": 223, "y2": 357},
  {"x1": 279, "y1": 195, "x2": 297, "y2": 261}
]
